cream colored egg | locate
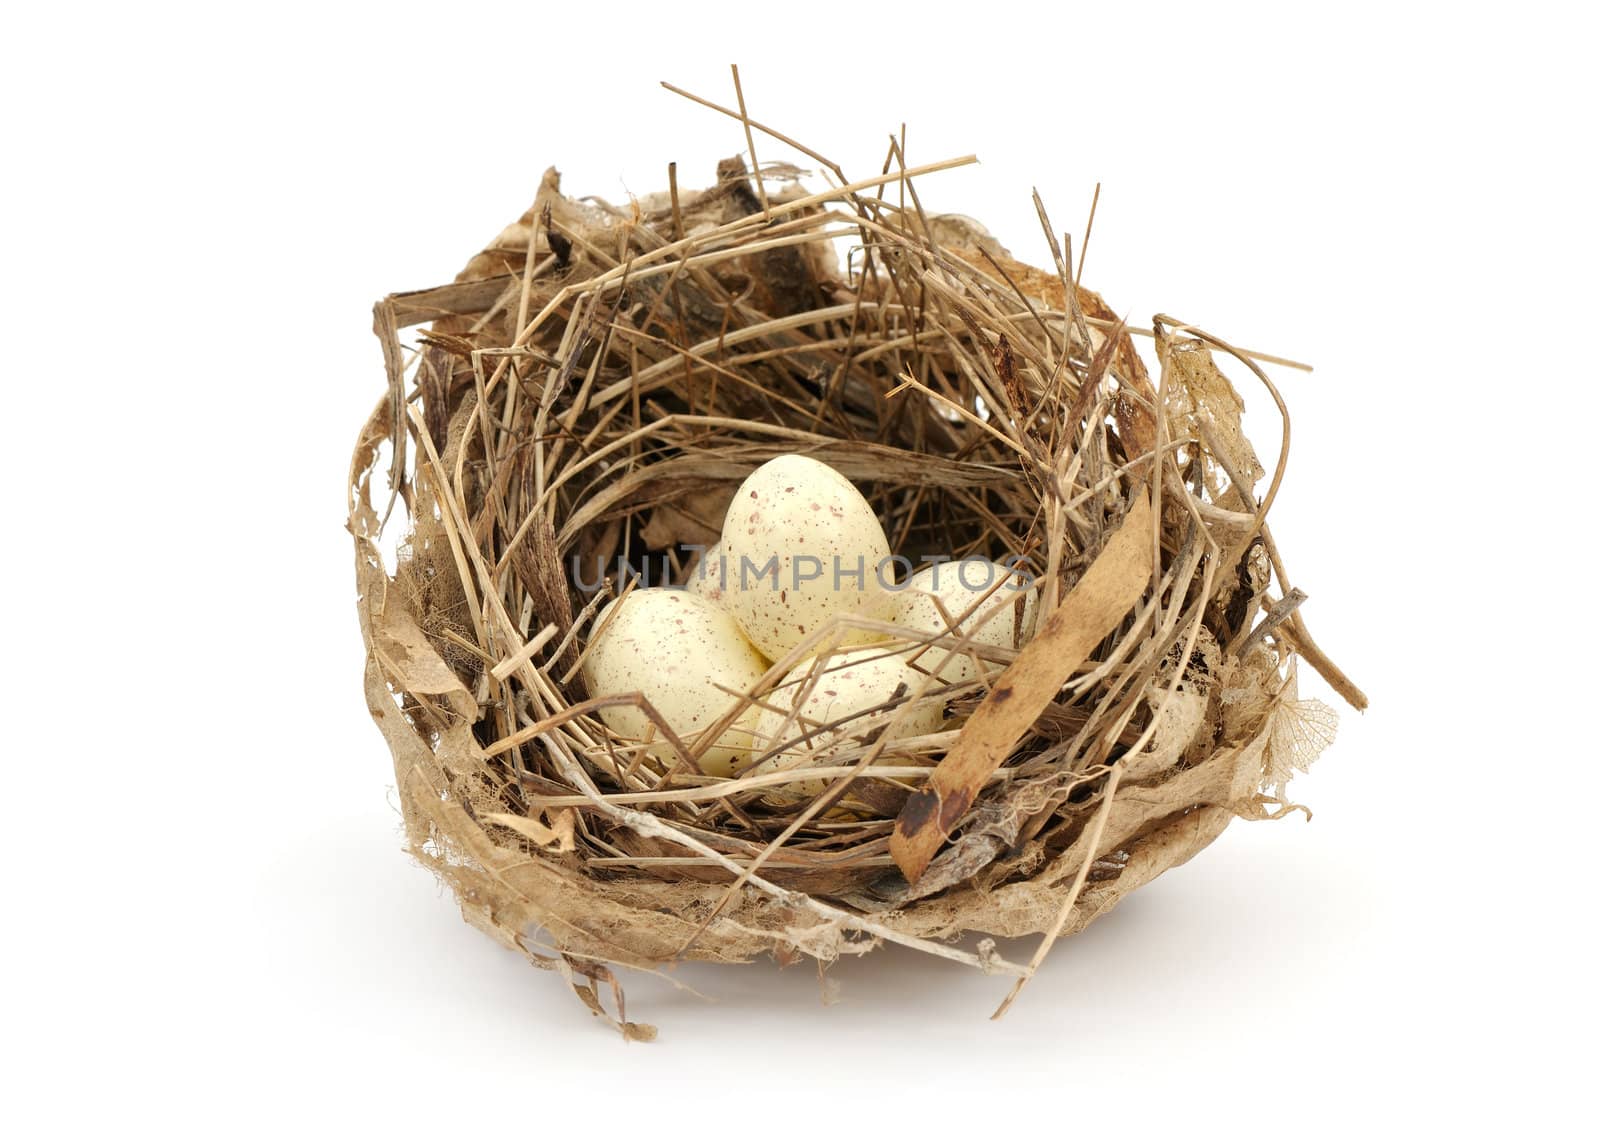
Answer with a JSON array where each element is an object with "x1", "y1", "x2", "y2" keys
[
  {"x1": 720, "y1": 454, "x2": 891, "y2": 660},
  {"x1": 580, "y1": 588, "x2": 767, "y2": 776},
  {"x1": 751, "y1": 646, "x2": 944, "y2": 799},
  {"x1": 697, "y1": 704, "x2": 762, "y2": 778},
  {"x1": 890, "y1": 559, "x2": 1038, "y2": 684},
  {"x1": 687, "y1": 542, "x2": 727, "y2": 605}
]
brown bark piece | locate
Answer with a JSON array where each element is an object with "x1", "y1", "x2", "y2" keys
[{"x1": 890, "y1": 490, "x2": 1155, "y2": 883}]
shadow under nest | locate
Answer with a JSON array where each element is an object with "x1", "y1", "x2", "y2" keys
[{"x1": 349, "y1": 150, "x2": 1360, "y2": 1037}]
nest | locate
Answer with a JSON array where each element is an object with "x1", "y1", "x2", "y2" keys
[{"x1": 348, "y1": 90, "x2": 1365, "y2": 1038}]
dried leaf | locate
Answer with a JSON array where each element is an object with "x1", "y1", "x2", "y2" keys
[
  {"x1": 1158, "y1": 334, "x2": 1264, "y2": 498},
  {"x1": 1122, "y1": 681, "x2": 1209, "y2": 780},
  {"x1": 482, "y1": 808, "x2": 577, "y2": 852},
  {"x1": 372, "y1": 607, "x2": 474, "y2": 719},
  {"x1": 1076, "y1": 288, "x2": 1159, "y2": 467},
  {"x1": 1263, "y1": 672, "x2": 1338, "y2": 792},
  {"x1": 637, "y1": 484, "x2": 734, "y2": 550}
]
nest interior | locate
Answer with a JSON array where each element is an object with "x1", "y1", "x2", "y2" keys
[{"x1": 349, "y1": 110, "x2": 1363, "y2": 1035}]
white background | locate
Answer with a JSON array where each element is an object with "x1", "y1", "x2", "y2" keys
[{"x1": 5, "y1": 2, "x2": 1594, "y2": 1132}]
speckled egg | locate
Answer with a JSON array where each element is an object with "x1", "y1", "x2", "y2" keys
[
  {"x1": 751, "y1": 646, "x2": 945, "y2": 798},
  {"x1": 719, "y1": 454, "x2": 892, "y2": 660},
  {"x1": 687, "y1": 541, "x2": 728, "y2": 606},
  {"x1": 890, "y1": 559, "x2": 1037, "y2": 683},
  {"x1": 580, "y1": 588, "x2": 767, "y2": 776}
]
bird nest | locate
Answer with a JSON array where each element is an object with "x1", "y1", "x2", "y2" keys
[{"x1": 348, "y1": 88, "x2": 1363, "y2": 1038}]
